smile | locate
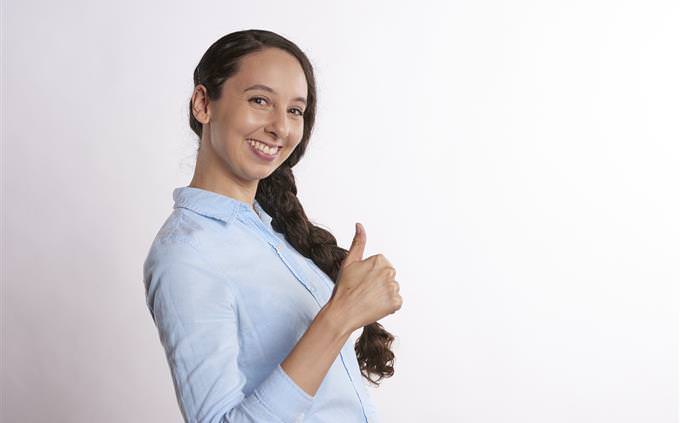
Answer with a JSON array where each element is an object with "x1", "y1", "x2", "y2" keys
[{"x1": 246, "y1": 138, "x2": 281, "y2": 161}]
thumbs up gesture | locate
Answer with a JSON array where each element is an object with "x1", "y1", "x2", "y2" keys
[{"x1": 327, "y1": 223, "x2": 402, "y2": 332}]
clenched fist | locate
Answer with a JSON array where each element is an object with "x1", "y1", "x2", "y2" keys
[{"x1": 326, "y1": 222, "x2": 402, "y2": 332}]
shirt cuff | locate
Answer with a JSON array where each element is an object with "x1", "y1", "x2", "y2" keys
[{"x1": 250, "y1": 363, "x2": 314, "y2": 422}]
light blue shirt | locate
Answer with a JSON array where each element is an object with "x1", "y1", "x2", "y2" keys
[{"x1": 143, "y1": 186, "x2": 380, "y2": 423}]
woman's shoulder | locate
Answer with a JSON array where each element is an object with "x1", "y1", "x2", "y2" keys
[
  {"x1": 142, "y1": 209, "x2": 239, "y2": 304},
  {"x1": 143, "y1": 210, "x2": 219, "y2": 274},
  {"x1": 150, "y1": 205, "x2": 241, "y2": 251},
  {"x1": 143, "y1": 206, "x2": 262, "y2": 276}
]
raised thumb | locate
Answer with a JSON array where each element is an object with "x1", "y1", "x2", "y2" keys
[{"x1": 344, "y1": 222, "x2": 366, "y2": 265}]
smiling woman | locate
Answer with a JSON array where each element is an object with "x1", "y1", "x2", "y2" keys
[
  {"x1": 189, "y1": 47, "x2": 308, "y2": 192},
  {"x1": 143, "y1": 29, "x2": 401, "y2": 423}
]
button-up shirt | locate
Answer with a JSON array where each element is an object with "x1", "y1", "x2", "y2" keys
[{"x1": 143, "y1": 186, "x2": 380, "y2": 423}]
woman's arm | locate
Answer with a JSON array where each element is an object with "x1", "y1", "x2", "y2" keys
[
  {"x1": 280, "y1": 302, "x2": 353, "y2": 397},
  {"x1": 145, "y1": 240, "x2": 318, "y2": 423}
]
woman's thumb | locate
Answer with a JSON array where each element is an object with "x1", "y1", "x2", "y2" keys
[{"x1": 344, "y1": 222, "x2": 366, "y2": 265}]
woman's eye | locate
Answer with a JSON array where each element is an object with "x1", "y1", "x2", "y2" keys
[
  {"x1": 250, "y1": 97, "x2": 303, "y2": 117},
  {"x1": 249, "y1": 96, "x2": 268, "y2": 106}
]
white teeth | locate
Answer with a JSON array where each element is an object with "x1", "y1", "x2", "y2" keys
[{"x1": 247, "y1": 139, "x2": 278, "y2": 155}]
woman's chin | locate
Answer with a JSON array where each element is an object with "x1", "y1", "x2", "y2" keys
[{"x1": 247, "y1": 167, "x2": 277, "y2": 181}]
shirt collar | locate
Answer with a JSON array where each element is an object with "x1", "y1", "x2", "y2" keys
[{"x1": 172, "y1": 186, "x2": 272, "y2": 226}]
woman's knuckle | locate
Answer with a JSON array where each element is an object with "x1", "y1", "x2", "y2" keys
[{"x1": 381, "y1": 267, "x2": 395, "y2": 279}]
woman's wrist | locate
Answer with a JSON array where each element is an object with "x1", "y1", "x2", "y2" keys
[{"x1": 318, "y1": 301, "x2": 355, "y2": 339}]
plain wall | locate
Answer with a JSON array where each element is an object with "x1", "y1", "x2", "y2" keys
[{"x1": 2, "y1": 0, "x2": 679, "y2": 422}]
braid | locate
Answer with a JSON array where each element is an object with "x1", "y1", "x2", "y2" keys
[{"x1": 256, "y1": 165, "x2": 396, "y2": 386}]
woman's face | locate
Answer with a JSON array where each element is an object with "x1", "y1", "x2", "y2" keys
[{"x1": 197, "y1": 47, "x2": 308, "y2": 185}]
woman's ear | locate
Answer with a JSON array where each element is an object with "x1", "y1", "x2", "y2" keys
[{"x1": 191, "y1": 85, "x2": 211, "y2": 125}]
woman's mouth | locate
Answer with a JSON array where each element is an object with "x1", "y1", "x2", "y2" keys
[{"x1": 246, "y1": 138, "x2": 281, "y2": 162}]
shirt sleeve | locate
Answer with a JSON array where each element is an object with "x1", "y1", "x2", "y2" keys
[{"x1": 143, "y1": 239, "x2": 314, "y2": 423}]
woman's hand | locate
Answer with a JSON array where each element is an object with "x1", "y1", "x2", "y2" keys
[{"x1": 325, "y1": 222, "x2": 402, "y2": 333}]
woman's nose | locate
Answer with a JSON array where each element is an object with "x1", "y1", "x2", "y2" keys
[{"x1": 265, "y1": 108, "x2": 289, "y2": 140}]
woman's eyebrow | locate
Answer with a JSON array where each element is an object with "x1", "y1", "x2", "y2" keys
[{"x1": 243, "y1": 84, "x2": 307, "y2": 105}]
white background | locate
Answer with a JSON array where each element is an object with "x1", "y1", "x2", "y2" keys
[{"x1": 2, "y1": 1, "x2": 679, "y2": 422}]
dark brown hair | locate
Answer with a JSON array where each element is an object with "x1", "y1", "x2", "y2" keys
[{"x1": 188, "y1": 29, "x2": 396, "y2": 386}]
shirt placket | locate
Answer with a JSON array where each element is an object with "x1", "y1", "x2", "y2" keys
[
  {"x1": 239, "y1": 210, "x2": 324, "y2": 306},
  {"x1": 281, "y1": 249, "x2": 371, "y2": 422},
  {"x1": 241, "y1": 209, "x2": 370, "y2": 422}
]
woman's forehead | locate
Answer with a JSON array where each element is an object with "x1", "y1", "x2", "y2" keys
[{"x1": 230, "y1": 49, "x2": 307, "y2": 99}]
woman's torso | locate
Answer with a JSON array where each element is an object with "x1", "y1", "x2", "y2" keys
[{"x1": 143, "y1": 186, "x2": 380, "y2": 422}]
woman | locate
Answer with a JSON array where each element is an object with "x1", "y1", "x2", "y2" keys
[{"x1": 143, "y1": 29, "x2": 403, "y2": 423}]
